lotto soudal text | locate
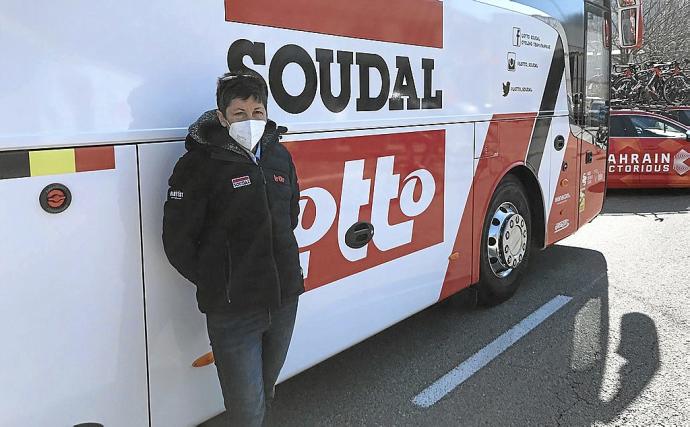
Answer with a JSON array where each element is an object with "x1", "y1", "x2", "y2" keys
[
  {"x1": 518, "y1": 31, "x2": 552, "y2": 50},
  {"x1": 289, "y1": 130, "x2": 445, "y2": 291},
  {"x1": 517, "y1": 60, "x2": 539, "y2": 69},
  {"x1": 227, "y1": 40, "x2": 443, "y2": 114},
  {"x1": 608, "y1": 152, "x2": 671, "y2": 173}
]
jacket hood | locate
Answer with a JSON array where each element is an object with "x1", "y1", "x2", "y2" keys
[{"x1": 185, "y1": 109, "x2": 286, "y2": 154}]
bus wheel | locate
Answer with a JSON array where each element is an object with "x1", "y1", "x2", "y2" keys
[{"x1": 478, "y1": 175, "x2": 532, "y2": 306}]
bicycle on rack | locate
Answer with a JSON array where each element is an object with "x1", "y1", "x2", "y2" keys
[
  {"x1": 662, "y1": 60, "x2": 690, "y2": 105},
  {"x1": 611, "y1": 59, "x2": 690, "y2": 106}
]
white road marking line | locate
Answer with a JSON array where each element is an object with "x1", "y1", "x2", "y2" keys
[{"x1": 412, "y1": 295, "x2": 573, "y2": 408}]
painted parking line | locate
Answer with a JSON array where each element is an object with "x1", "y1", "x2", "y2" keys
[{"x1": 412, "y1": 295, "x2": 573, "y2": 408}]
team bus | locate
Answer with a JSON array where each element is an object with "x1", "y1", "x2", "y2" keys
[{"x1": 0, "y1": 0, "x2": 641, "y2": 425}]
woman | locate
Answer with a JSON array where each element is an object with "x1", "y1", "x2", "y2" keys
[{"x1": 163, "y1": 69, "x2": 303, "y2": 426}]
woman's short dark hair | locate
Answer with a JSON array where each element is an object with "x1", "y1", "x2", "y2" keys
[{"x1": 216, "y1": 69, "x2": 269, "y2": 116}]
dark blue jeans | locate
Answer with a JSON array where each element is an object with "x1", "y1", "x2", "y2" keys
[{"x1": 205, "y1": 297, "x2": 298, "y2": 427}]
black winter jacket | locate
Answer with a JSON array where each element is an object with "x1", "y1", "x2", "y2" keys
[{"x1": 163, "y1": 110, "x2": 304, "y2": 313}]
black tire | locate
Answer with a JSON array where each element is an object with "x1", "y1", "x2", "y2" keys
[
  {"x1": 664, "y1": 75, "x2": 690, "y2": 105},
  {"x1": 612, "y1": 77, "x2": 635, "y2": 101},
  {"x1": 477, "y1": 175, "x2": 533, "y2": 306},
  {"x1": 611, "y1": 77, "x2": 632, "y2": 100}
]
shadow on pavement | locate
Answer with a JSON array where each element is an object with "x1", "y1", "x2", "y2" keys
[
  {"x1": 603, "y1": 188, "x2": 690, "y2": 216},
  {"x1": 524, "y1": 246, "x2": 660, "y2": 425},
  {"x1": 597, "y1": 312, "x2": 660, "y2": 423},
  {"x1": 201, "y1": 245, "x2": 661, "y2": 426}
]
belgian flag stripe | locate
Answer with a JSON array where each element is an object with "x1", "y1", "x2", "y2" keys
[
  {"x1": 29, "y1": 149, "x2": 76, "y2": 176},
  {"x1": 0, "y1": 146, "x2": 116, "y2": 180},
  {"x1": 0, "y1": 151, "x2": 30, "y2": 180},
  {"x1": 75, "y1": 146, "x2": 116, "y2": 172}
]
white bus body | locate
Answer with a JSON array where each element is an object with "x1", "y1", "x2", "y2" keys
[{"x1": 0, "y1": 1, "x2": 611, "y2": 425}]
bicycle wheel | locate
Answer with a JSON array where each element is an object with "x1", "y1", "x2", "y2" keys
[
  {"x1": 612, "y1": 77, "x2": 635, "y2": 102},
  {"x1": 664, "y1": 75, "x2": 690, "y2": 105},
  {"x1": 674, "y1": 75, "x2": 689, "y2": 104}
]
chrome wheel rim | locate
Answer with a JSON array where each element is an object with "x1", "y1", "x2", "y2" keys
[{"x1": 486, "y1": 202, "x2": 528, "y2": 278}]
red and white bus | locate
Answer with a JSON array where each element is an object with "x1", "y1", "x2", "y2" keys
[{"x1": 0, "y1": 1, "x2": 627, "y2": 425}]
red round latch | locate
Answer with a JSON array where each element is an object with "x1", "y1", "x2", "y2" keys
[{"x1": 40, "y1": 183, "x2": 72, "y2": 214}]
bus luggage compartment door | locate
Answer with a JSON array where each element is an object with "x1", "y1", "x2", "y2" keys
[
  {"x1": 0, "y1": 145, "x2": 148, "y2": 426},
  {"x1": 138, "y1": 141, "x2": 224, "y2": 427}
]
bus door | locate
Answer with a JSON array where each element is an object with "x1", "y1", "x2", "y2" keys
[
  {"x1": 0, "y1": 146, "x2": 148, "y2": 426},
  {"x1": 578, "y1": 5, "x2": 610, "y2": 227}
]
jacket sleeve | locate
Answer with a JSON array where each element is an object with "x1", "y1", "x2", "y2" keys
[
  {"x1": 289, "y1": 157, "x2": 301, "y2": 230},
  {"x1": 162, "y1": 152, "x2": 208, "y2": 285}
]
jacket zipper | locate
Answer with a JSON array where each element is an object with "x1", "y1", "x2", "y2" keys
[
  {"x1": 213, "y1": 138, "x2": 283, "y2": 307},
  {"x1": 257, "y1": 162, "x2": 282, "y2": 307},
  {"x1": 214, "y1": 145, "x2": 260, "y2": 306}
]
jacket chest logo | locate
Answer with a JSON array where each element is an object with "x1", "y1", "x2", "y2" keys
[
  {"x1": 168, "y1": 189, "x2": 184, "y2": 200},
  {"x1": 273, "y1": 174, "x2": 286, "y2": 184},
  {"x1": 231, "y1": 175, "x2": 252, "y2": 188}
]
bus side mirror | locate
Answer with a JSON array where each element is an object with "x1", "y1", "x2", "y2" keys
[{"x1": 618, "y1": 1, "x2": 644, "y2": 49}]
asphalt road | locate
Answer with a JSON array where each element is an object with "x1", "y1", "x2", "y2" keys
[{"x1": 206, "y1": 188, "x2": 690, "y2": 426}]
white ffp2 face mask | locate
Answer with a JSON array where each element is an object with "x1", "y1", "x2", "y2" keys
[{"x1": 228, "y1": 119, "x2": 266, "y2": 151}]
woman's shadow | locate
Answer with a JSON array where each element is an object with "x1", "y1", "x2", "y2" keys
[{"x1": 594, "y1": 312, "x2": 660, "y2": 423}]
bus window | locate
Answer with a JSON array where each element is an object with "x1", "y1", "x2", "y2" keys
[{"x1": 584, "y1": 9, "x2": 611, "y2": 148}]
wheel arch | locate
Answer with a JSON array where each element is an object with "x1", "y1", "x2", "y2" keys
[
  {"x1": 506, "y1": 165, "x2": 546, "y2": 250},
  {"x1": 470, "y1": 163, "x2": 547, "y2": 284},
  {"x1": 471, "y1": 163, "x2": 545, "y2": 305}
]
